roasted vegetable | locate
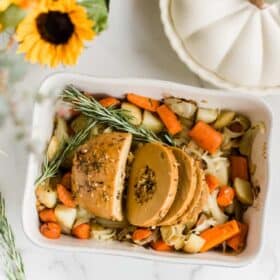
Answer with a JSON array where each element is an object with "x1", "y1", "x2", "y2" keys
[
  {"x1": 157, "y1": 104, "x2": 183, "y2": 135},
  {"x1": 121, "y1": 102, "x2": 142, "y2": 126},
  {"x1": 151, "y1": 240, "x2": 173, "y2": 251},
  {"x1": 36, "y1": 180, "x2": 57, "y2": 208},
  {"x1": 47, "y1": 117, "x2": 69, "y2": 161},
  {"x1": 73, "y1": 217, "x2": 91, "y2": 228},
  {"x1": 221, "y1": 128, "x2": 244, "y2": 152},
  {"x1": 54, "y1": 204, "x2": 77, "y2": 234},
  {"x1": 214, "y1": 111, "x2": 235, "y2": 130},
  {"x1": 164, "y1": 97, "x2": 197, "y2": 119},
  {"x1": 224, "y1": 199, "x2": 236, "y2": 215},
  {"x1": 95, "y1": 217, "x2": 129, "y2": 229},
  {"x1": 193, "y1": 217, "x2": 217, "y2": 233},
  {"x1": 72, "y1": 223, "x2": 91, "y2": 239},
  {"x1": 127, "y1": 93, "x2": 159, "y2": 112},
  {"x1": 76, "y1": 206, "x2": 92, "y2": 220},
  {"x1": 61, "y1": 172, "x2": 72, "y2": 189},
  {"x1": 160, "y1": 225, "x2": 185, "y2": 250},
  {"x1": 91, "y1": 224, "x2": 116, "y2": 240},
  {"x1": 39, "y1": 209, "x2": 57, "y2": 223},
  {"x1": 202, "y1": 153, "x2": 230, "y2": 186},
  {"x1": 173, "y1": 117, "x2": 193, "y2": 146},
  {"x1": 229, "y1": 115, "x2": 251, "y2": 133},
  {"x1": 205, "y1": 174, "x2": 220, "y2": 192},
  {"x1": 226, "y1": 222, "x2": 248, "y2": 252},
  {"x1": 183, "y1": 140, "x2": 204, "y2": 160},
  {"x1": 183, "y1": 234, "x2": 205, "y2": 253},
  {"x1": 207, "y1": 189, "x2": 228, "y2": 225},
  {"x1": 132, "y1": 229, "x2": 153, "y2": 242},
  {"x1": 47, "y1": 136, "x2": 60, "y2": 162},
  {"x1": 132, "y1": 229, "x2": 158, "y2": 246},
  {"x1": 217, "y1": 186, "x2": 235, "y2": 207},
  {"x1": 230, "y1": 156, "x2": 249, "y2": 181},
  {"x1": 99, "y1": 97, "x2": 120, "y2": 108},
  {"x1": 40, "y1": 222, "x2": 61, "y2": 239},
  {"x1": 211, "y1": 160, "x2": 229, "y2": 186},
  {"x1": 54, "y1": 117, "x2": 69, "y2": 145},
  {"x1": 70, "y1": 114, "x2": 90, "y2": 133},
  {"x1": 239, "y1": 122, "x2": 265, "y2": 156},
  {"x1": 188, "y1": 121, "x2": 223, "y2": 154},
  {"x1": 233, "y1": 178, "x2": 254, "y2": 206},
  {"x1": 196, "y1": 108, "x2": 218, "y2": 123},
  {"x1": 57, "y1": 184, "x2": 76, "y2": 208},
  {"x1": 141, "y1": 110, "x2": 164, "y2": 133},
  {"x1": 199, "y1": 220, "x2": 240, "y2": 252}
]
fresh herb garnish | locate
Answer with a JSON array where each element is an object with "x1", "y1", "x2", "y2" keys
[
  {"x1": 0, "y1": 193, "x2": 25, "y2": 280},
  {"x1": 35, "y1": 120, "x2": 97, "y2": 185},
  {"x1": 62, "y1": 85, "x2": 172, "y2": 145}
]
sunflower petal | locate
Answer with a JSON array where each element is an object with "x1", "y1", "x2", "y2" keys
[
  {"x1": 64, "y1": 34, "x2": 83, "y2": 65},
  {"x1": 75, "y1": 27, "x2": 95, "y2": 41},
  {"x1": 17, "y1": 34, "x2": 40, "y2": 53}
]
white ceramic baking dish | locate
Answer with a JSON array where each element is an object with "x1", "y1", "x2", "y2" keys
[{"x1": 23, "y1": 73, "x2": 272, "y2": 267}]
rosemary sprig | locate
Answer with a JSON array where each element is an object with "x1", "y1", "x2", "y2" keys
[
  {"x1": 0, "y1": 193, "x2": 25, "y2": 280},
  {"x1": 62, "y1": 86, "x2": 172, "y2": 144},
  {"x1": 35, "y1": 120, "x2": 97, "y2": 185}
]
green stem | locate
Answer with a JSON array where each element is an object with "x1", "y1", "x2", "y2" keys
[{"x1": 0, "y1": 193, "x2": 25, "y2": 280}]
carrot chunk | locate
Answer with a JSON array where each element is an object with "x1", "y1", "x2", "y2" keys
[
  {"x1": 99, "y1": 97, "x2": 120, "y2": 108},
  {"x1": 188, "y1": 121, "x2": 223, "y2": 154},
  {"x1": 40, "y1": 222, "x2": 61, "y2": 239},
  {"x1": 217, "y1": 186, "x2": 235, "y2": 207},
  {"x1": 205, "y1": 174, "x2": 220, "y2": 192},
  {"x1": 61, "y1": 172, "x2": 72, "y2": 190},
  {"x1": 127, "y1": 93, "x2": 159, "y2": 112},
  {"x1": 151, "y1": 240, "x2": 173, "y2": 252},
  {"x1": 132, "y1": 229, "x2": 152, "y2": 241},
  {"x1": 156, "y1": 104, "x2": 182, "y2": 135},
  {"x1": 199, "y1": 220, "x2": 240, "y2": 252},
  {"x1": 57, "y1": 184, "x2": 76, "y2": 208},
  {"x1": 72, "y1": 223, "x2": 91, "y2": 239},
  {"x1": 230, "y1": 156, "x2": 249, "y2": 181},
  {"x1": 226, "y1": 222, "x2": 248, "y2": 252},
  {"x1": 39, "y1": 209, "x2": 57, "y2": 223}
]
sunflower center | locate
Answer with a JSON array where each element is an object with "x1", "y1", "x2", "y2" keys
[{"x1": 36, "y1": 12, "x2": 74, "y2": 45}]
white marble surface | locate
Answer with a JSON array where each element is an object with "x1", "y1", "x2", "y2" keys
[{"x1": 0, "y1": 0, "x2": 280, "y2": 279}]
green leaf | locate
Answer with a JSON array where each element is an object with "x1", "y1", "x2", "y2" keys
[
  {"x1": 0, "y1": 4, "x2": 26, "y2": 31},
  {"x1": 77, "y1": 0, "x2": 110, "y2": 33}
]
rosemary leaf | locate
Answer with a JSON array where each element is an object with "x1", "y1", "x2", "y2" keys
[
  {"x1": 62, "y1": 85, "x2": 171, "y2": 144},
  {"x1": 35, "y1": 120, "x2": 97, "y2": 185},
  {"x1": 0, "y1": 193, "x2": 25, "y2": 280}
]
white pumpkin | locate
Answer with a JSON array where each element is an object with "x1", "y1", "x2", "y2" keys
[{"x1": 160, "y1": 0, "x2": 280, "y2": 91}]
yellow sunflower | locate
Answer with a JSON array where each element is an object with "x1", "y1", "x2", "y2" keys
[{"x1": 16, "y1": 0, "x2": 95, "y2": 67}]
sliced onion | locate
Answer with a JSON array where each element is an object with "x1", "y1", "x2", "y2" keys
[{"x1": 207, "y1": 189, "x2": 228, "y2": 225}]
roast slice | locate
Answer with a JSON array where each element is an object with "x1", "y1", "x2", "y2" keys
[
  {"x1": 177, "y1": 162, "x2": 208, "y2": 226},
  {"x1": 158, "y1": 148, "x2": 197, "y2": 226},
  {"x1": 126, "y1": 143, "x2": 178, "y2": 227}
]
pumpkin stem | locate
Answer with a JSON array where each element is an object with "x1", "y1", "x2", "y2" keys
[{"x1": 250, "y1": 0, "x2": 265, "y2": 8}]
